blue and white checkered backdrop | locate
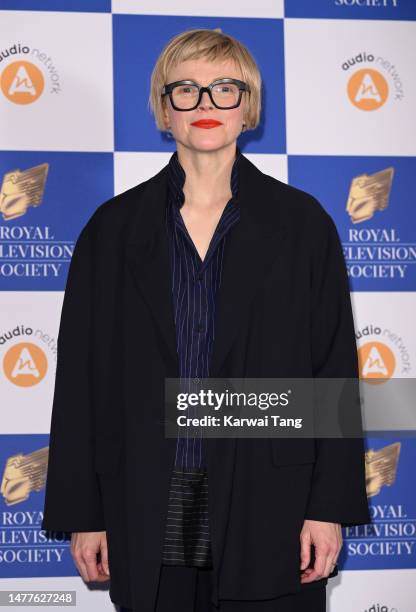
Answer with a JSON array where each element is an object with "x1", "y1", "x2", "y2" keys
[{"x1": 0, "y1": 1, "x2": 415, "y2": 610}]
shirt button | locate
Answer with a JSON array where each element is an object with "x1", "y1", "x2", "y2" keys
[
  {"x1": 195, "y1": 323, "x2": 205, "y2": 333},
  {"x1": 196, "y1": 274, "x2": 203, "y2": 282},
  {"x1": 194, "y1": 377, "x2": 200, "y2": 384}
]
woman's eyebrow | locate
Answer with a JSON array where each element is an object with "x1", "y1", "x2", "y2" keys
[{"x1": 175, "y1": 77, "x2": 234, "y2": 84}]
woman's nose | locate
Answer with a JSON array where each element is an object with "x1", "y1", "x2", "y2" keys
[{"x1": 198, "y1": 90, "x2": 214, "y2": 109}]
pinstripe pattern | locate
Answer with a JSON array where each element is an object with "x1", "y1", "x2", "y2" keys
[{"x1": 161, "y1": 147, "x2": 241, "y2": 566}]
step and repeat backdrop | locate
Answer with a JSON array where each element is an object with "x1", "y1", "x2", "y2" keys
[{"x1": 1, "y1": 1, "x2": 415, "y2": 611}]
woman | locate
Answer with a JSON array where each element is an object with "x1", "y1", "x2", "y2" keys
[{"x1": 42, "y1": 29, "x2": 370, "y2": 612}]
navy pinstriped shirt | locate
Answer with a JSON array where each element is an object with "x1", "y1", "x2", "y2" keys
[
  {"x1": 161, "y1": 147, "x2": 241, "y2": 567},
  {"x1": 166, "y1": 147, "x2": 241, "y2": 469}
]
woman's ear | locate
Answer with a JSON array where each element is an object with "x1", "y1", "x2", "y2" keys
[{"x1": 162, "y1": 99, "x2": 170, "y2": 130}]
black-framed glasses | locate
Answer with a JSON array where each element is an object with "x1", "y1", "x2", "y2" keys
[{"x1": 161, "y1": 78, "x2": 251, "y2": 111}]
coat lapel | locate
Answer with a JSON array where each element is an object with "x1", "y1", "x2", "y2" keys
[
  {"x1": 124, "y1": 154, "x2": 288, "y2": 377},
  {"x1": 208, "y1": 156, "x2": 288, "y2": 377},
  {"x1": 124, "y1": 167, "x2": 179, "y2": 374}
]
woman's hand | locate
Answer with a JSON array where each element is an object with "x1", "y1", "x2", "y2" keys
[
  {"x1": 70, "y1": 531, "x2": 110, "y2": 582},
  {"x1": 299, "y1": 519, "x2": 342, "y2": 583}
]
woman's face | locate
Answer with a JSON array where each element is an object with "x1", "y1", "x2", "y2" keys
[{"x1": 162, "y1": 58, "x2": 247, "y2": 153}]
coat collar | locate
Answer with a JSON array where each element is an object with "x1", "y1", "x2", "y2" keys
[{"x1": 124, "y1": 152, "x2": 288, "y2": 377}]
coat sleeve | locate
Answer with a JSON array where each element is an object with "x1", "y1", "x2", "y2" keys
[
  {"x1": 41, "y1": 221, "x2": 105, "y2": 533},
  {"x1": 304, "y1": 206, "x2": 371, "y2": 527}
]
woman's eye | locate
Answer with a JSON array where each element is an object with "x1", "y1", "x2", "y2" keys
[{"x1": 178, "y1": 86, "x2": 197, "y2": 95}]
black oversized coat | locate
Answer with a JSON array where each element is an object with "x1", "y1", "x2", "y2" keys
[{"x1": 41, "y1": 153, "x2": 371, "y2": 611}]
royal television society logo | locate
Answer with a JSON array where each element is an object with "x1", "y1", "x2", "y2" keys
[
  {"x1": 365, "y1": 442, "x2": 401, "y2": 498},
  {"x1": 0, "y1": 440, "x2": 73, "y2": 577},
  {"x1": 341, "y1": 51, "x2": 404, "y2": 111},
  {"x1": 335, "y1": 0, "x2": 398, "y2": 6},
  {"x1": 346, "y1": 167, "x2": 393, "y2": 225},
  {"x1": 356, "y1": 324, "x2": 411, "y2": 382},
  {"x1": 342, "y1": 166, "x2": 416, "y2": 283},
  {"x1": 345, "y1": 441, "x2": 415, "y2": 566},
  {"x1": 0, "y1": 163, "x2": 72, "y2": 283},
  {"x1": 0, "y1": 163, "x2": 49, "y2": 220},
  {"x1": 1, "y1": 447, "x2": 49, "y2": 506},
  {"x1": 0, "y1": 43, "x2": 62, "y2": 105}
]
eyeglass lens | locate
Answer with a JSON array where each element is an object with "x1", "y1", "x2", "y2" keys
[{"x1": 171, "y1": 83, "x2": 240, "y2": 109}]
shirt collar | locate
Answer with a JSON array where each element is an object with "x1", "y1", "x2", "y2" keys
[{"x1": 167, "y1": 146, "x2": 242, "y2": 209}]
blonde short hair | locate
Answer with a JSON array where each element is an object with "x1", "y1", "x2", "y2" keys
[{"x1": 149, "y1": 28, "x2": 262, "y2": 131}]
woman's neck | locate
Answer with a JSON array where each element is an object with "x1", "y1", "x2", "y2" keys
[{"x1": 176, "y1": 142, "x2": 237, "y2": 210}]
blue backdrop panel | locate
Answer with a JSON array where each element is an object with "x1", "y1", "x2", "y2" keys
[
  {"x1": 113, "y1": 14, "x2": 286, "y2": 153},
  {"x1": 342, "y1": 433, "x2": 416, "y2": 570},
  {"x1": 0, "y1": 151, "x2": 114, "y2": 291},
  {"x1": 0, "y1": 0, "x2": 111, "y2": 11},
  {"x1": 284, "y1": 0, "x2": 416, "y2": 21},
  {"x1": 0, "y1": 434, "x2": 74, "y2": 579},
  {"x1": 288, "y1": 155, "x2": 416, "y2": 291}
]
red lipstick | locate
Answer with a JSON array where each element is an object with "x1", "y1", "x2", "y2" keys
[{"x1": 190, "y1": 119, "x2": 223, "y2": 129}]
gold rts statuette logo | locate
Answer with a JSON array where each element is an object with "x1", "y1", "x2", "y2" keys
[
  {"x1": 365, "y1": 442, "x2": 401, "y2": 497},
  {"x1": 0, "y1": 447, "x2": 49, "y2": 505},
  {"x1": 0, "y1": 163, "x2": 49, "y2": 221},
  {"x1": 346, "y1": 167, "x2": 394, "y2": 224}
]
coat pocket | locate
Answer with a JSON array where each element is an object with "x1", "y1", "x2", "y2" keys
[
  {"x1": 271, "y1": 438, "x2": 316, "y2": 466},
  {"x1": 94, "y1": 437, "x2": 123, "y2": 475}
]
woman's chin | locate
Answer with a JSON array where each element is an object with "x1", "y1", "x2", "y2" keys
[{"x1": 185, "y1": 135, "x2": 234, "y2": 152}]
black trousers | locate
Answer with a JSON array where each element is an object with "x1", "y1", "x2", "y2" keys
[{"x1": 119, "y1": 564, "x2": 326, "y2": 612}]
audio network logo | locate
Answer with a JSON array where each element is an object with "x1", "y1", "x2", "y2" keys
[
  {"x1": 1, "y1": 324, "x2": 58, "y2": 387},
  {"x1": 0, "y1": 43, "x2": 62, "y2": 105},
  {"x1": 341, "y1": 51, "x2": 404, "y2": 111},
  {"x1": 363, "y1": 604, "x2": 398, "y2": 612},
  {"x1": 356, "y1": 324, "x2": 411, "y2": 380}
]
